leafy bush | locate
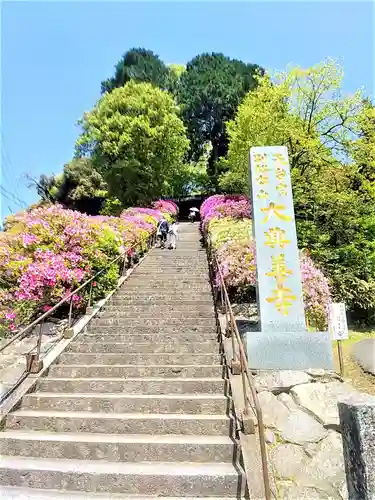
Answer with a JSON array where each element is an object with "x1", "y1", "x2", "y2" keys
[
  {"x1": 207, "y1": 217, "x2": 252, "y2": 249},
  {"x1": 0, "y1": 202, "x2": 156, "y2": 335},
  {"x1": 201, "y1": 195, "x2": 332, "y2": 328}
]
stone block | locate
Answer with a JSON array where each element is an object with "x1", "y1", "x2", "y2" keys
[
  {"x1": 338, "y1": 392, "x2": 375, "y2": 500},
  {"x1": 246, "y1": 330, "x2": 334, "y2": 370},
  {"x1": 63, "y1": 328, "x2": 74, "y2": 339},
  {"x1": 291, "y1": 381, "x2": 356, "y2": 429},
  {"x1": 352, "y1": 338, "x2": 375, "y2": 375},
  {"x1": 254, "y1": 370, "x2": 311, "y2": 394}
]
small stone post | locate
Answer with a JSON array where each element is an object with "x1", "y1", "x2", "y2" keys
[{"x1": 338, "y1": 392, "x2": 375, "y2": 500}]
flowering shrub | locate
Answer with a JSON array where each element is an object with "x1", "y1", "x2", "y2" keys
[
  {"x1": 200, "y1": 195, "x2": 250, "y2": 220},
  {"x1": 0, "y1": 201, "x2": 158, "y2": 335},
  {"x1": 152, "y1": 199, "x2": 178, "y2": 216},
  {"x1": 208, "y1": 217, "x2": 252, "y2": 249},
  {"x1": 300, "y1": 253, "x2": 332, "y2": 329},
  {"x1": 201, "y1": 195, "x2": 331, "y2": 328}
]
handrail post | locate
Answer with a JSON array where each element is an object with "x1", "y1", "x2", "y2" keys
[
  {"x1": 25, "y1": 320, "x2": 44, "y2": 374},
  {"x1": 88, "y1": 282, "x2": 93, "y2": 308}
]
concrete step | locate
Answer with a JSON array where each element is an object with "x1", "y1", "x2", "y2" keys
[
  {"x1": 102, "y1": 305, "x2": 215, "y2": 314},
  {"x1": 91, "y1": 318, "x2": 216, "y2": 327},
  {"x1": 36, "y1": 377, "x2": 227, "y2": 395},
  {"x1": 97, "y1": 311, "x2": 215, "y2": 319},
  {"x1": 6, "y1": 411, "x2": 233, "y2": 435},
  {"x1": 57, "y1": 352, "x2": 222, "y2": 365},
  {"x1": 0, "y1": 487, "x2": 244, "y2": 500},
  {"x1": 0, "y1": 457, "x2": 244, "y2": 496},
  {"x1": 122, "y1": 284, "x2": 212, "y2": 292},
  {"x1": 78, "y1": 332, "x2": 218, "y2": 343},
  {"x1": 0, "y1": 431, "x2": 236, "y2": 462},
  {"x1": 67, "y1": 342, "x2": 219, "y2": 354},
  {"x1": 21, "y1": 393, "x2": 230, "y2": 414},
  {"x1": 109, "y1": 297, "x2": 214, "y2": 304},
  {"x1": 85, "y1": 325, "x2": 218, "y2": 335},
  {"x1": 48, "y1": 364, "x2": 226, "y2": 379}
]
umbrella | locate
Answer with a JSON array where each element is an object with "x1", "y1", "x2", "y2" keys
[{"x1": 189, "y1": 207, "x2": 199, "y2": 212}]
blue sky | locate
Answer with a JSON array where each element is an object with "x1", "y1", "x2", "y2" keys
[{"x1": 1, "y1": 1, "x2": 374, "y2": 220}]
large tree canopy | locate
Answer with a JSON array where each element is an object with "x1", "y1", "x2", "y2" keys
[
  {"x1": 221, "y1": 59, "x2": 363, "y2": 192},
  {"x1": 220, "y1": 59, "x2": 375, "y2": 320},
  {"x1": 101, "y1": 48, "x2": 172, "y2": 94},
  {"x1": 33, "y1": 159, "x2": 108, "y2": 214},
  {"x1": 76, "y1": 81, "x2": 189, "y2": 206},
  {"x1": 177, "y1": 53, "x2": 264, "y2": 189}
]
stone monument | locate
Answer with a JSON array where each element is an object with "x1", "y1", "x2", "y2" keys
[{"x1": 246, "y1": 146, "x2": 333, "y2": 369}]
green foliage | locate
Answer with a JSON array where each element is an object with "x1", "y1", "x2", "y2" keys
[
  {"x1": 208, "y1": 217, "x2": 252, "y2": 249},
  {"x1": 222, "y1": 58, "x2": 375, "y2": 322},
  {"x1": 100, "y1": 197, "x2": 123, "y2": 216},
  {"x1": 101, "y1": 48, "x2": 172, "y2": 94},
  {"x1": 76, "y1": 81, "x2": 189, "y2": 206},
  {"x1": 221, "y1": 59, "x2": 363, "y2": 192},
  {"x1": 177, "y1": 53, "x2": 264, "y2": 189},
  {"x1": 36, "y1": 159, "x2": 108, "y2": 214}
]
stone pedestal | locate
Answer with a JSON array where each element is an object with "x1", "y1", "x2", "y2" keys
[{"x1": 338, "y1": 392, "x2": 375, "y2": 500}]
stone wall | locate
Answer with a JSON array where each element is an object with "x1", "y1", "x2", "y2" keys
[{"x1": 253, "y1": 369, "x2": 356, "y2": 499}]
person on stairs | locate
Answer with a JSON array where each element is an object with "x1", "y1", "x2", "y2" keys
[
  {"x1": 168, "y1": 221, "x2": 179, "y2": 249},
  {"x1": 157, "y1": 216, "x2": 169, "y2": 248}
]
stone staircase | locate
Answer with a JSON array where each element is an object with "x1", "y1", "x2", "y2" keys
[{"x1": 0, "y1": 223, "x2": 246, "y2": 499}]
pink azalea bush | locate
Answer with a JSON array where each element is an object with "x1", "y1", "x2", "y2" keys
[
  {"x1": 152, "y1": 199, "x2": 178, "y2": 216},
  {"x1": 201, "y1": 195, "x2": 331, "y2": 328},
  {"x1": 0, "y1": 202, "x2": 157, "y2": 335}
]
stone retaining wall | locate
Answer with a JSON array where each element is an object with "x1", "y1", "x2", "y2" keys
[{"x1": 253, "y1": 369, "x2": 355, "y2": 499}]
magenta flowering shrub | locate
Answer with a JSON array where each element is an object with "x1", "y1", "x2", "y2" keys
[
  {"x1": 0, "y1": 202, "x2": 156, "y2": 335},
  {"x1": 215, "y1": 241, "x2": 256, "y2": 289},
  {"x1": 202, "y1": 195, "x2": 332, "y2": 328},
  {"x1": 200, "y1": 195, "x2": 251, "y2": 232},
  {"x1": 300, "y1": 253, "x2": 331, "y2": 329},
  {"x1": 152, "y1": 199, "x2": 178, "y2": 216},
  {"x1": 122, "y1": 207, "x2": 161, "y2": 225},
  {"x1": 200, "y1": 195, "x2": 250, "y2": 220}
]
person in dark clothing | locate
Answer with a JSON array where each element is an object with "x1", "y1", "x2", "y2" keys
[{"x1": 157, "y1": 216, "x2": 169, "y2": 248}]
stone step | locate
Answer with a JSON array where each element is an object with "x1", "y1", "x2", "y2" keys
[
  {"x1": 138, "y1": 266, "x2": 208, "y2": 271},
  {"x1": 6, "y1": 411, "x2": 233, "y2": 435},
  {"x1": 98, "y1": 310, "x2": 215, "y2": 319},
  {"x1": 36, "y1": 377, "x2": 227, "y2": 395},
  {"x1": 79, "y1": 332, "x2": 218, "y2": 343},
  {"x1": 57, "y1": 352, "x2": 222, "y2": 365},
  {"x1": 122, "y1": 280, "x2": 210, "y2": 288},
  {"x1": 0, "y1": 487, "x2": 243, "y2": 500},
  {"x1": 102, "y1": 305, "x2": 215, "y2": 314},
  {"x1": 21, "y1": 393, "x2": 230, "y2": 414},
  {"x1": 91, "y1": 318, "x2": 216, "y2": 327},
  {"x1": 68, "y1": 342, "x2": 219, "y2": 354},
  {"x1": 0, "y1": 431, "x2": 236, "y2": 463},
  {"x1": 0, "y1": 457, "x2": 244, "y2": 496},
  {"x1": 48, "y1": 364, "x2": 225, "y2": 379},
  {"x1": 85, "y1": 325, "x2": 218, "y2": 335},
  {"x1": 110, "y1": 297, "x2": 214, "y2": 304}
]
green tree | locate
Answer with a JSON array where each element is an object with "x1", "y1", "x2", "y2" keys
[
  {"x1": 221, "y1": 59, "x2": 363, "y2": 192},
  {"x1": 177, "y1": 53, "x2": 264, "y2": 189},
  {"x1": 101, "y1": 48, "x2": 171, "y2": 94},
  {"x1": 222, "y1": 59, "x2": 375, "y2": 321},
  {"x1": 32, "y1": 159, "x2": 109, "y2": 214},
  {"x1": 76, "y1": 81, "x2": 189, "y2": 206}
]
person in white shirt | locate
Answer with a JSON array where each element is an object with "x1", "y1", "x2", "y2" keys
[{"x1": 168, "y1": 222, "x2": 179, "y2": 249}]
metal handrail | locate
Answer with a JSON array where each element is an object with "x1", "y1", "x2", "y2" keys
[
  {"x1": 208, "y1": 243, "x2": 271, "y2": 500},
  {"x1": 0, "y1": 231, "x2": 156, "y2": 405}
]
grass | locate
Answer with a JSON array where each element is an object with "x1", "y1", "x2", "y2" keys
[{"x1": 332, "y1": 330, "x2": 375, "y2": 395}]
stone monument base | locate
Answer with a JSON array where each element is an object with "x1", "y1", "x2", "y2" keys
[{"x1": 246, "y1": 330, "x2": 334, "y2": 370}]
